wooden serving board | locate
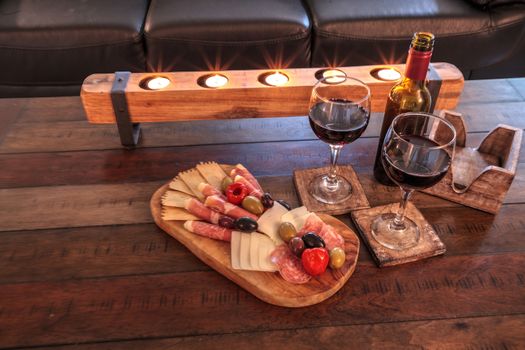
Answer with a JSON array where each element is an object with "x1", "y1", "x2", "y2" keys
[{"x1": 150, "y1": 183, "x2": 360, "y2": 308}]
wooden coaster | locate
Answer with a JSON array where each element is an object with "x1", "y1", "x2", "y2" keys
[
  {"x1": 351, "y1": 202, "x2": 446, "y2": 267},
  {"x1": 293, "y1": 165, "x2": 370, "y2": 215}
]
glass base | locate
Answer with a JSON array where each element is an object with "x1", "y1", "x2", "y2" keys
[
  {"x1": 370, "y1": 213, "x2": 420, "y2": 250},
  {"x1": 308, "y1": 174, "x2": 352, "y2": 204}
]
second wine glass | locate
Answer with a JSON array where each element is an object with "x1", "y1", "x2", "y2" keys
[{"x1": 308, "y1": 76, "x2": 371, "y2": 204}]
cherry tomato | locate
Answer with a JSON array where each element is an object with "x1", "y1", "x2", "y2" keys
[
  {"x1": 225, "y1": 182, "x2": 249, "y2": 205},
  {"x1": 301, "y1": 248, "x2": 329, "y2": 276}
]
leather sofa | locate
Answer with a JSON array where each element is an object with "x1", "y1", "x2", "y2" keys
[{"x1": 1, "y1": 0, "x2": 524, "y2": 98}]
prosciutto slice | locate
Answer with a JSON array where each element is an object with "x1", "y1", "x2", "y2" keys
[
  {"x1": 183, "y1": 221, "x2": 232, "y2": 242},
  {"x1": 184, "y1": 198, "x2": 223, "y2": 225},
  {"x1": 230, "y1": 164, "x2": 263, "y2": 193},
  {"x1": 204, "y1": 195, "x2": 258, "y2": 221},
  {"x1": 298, "y1": 213, "x2": 344, "y2": 250},
  {"x1": 198, "y1": 182, "x2": 225, "y2": 200},
  {"x1": 270, "y1": 245, "x2": 311, "y2": 284},
  {"x1": 234, "y1": 175, "x2": 263, "y2": 199}
]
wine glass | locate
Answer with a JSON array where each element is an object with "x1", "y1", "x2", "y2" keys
[
  {"x1": 371, "y1": 112, "x2": 456, "y2": 250},
  {"x1": 308, "y1": 76, "x2": 371, "y2": 204}
]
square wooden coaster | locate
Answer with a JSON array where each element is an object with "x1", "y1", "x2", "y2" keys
[
  {"x1": 293, "y1": 165, "x2": 370, "y2": 215},
  {"x1": 351, "y1": 202, "x2": 446, "y2": 267}
]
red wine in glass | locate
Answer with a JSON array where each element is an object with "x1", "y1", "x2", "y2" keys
[
  {"x1": 308, "y1": 99, "x2": 370, "y2": 145},
  {"x1": 382, "y1": 135, "x2": 451, "y2": 190}
]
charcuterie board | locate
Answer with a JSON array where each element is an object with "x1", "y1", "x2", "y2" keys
[{"x1": 150, "y1": 182, "x2": 360, "y2": 308}]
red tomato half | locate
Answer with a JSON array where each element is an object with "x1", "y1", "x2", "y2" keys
[
  {"x1": 225, "y1": 182, "x2": 249, "y2": 205},
  {"x1": 301, "y1": 248, "x2": 329, "y2": 276}
]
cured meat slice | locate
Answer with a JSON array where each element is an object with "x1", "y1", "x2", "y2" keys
[
  {"x1": 198, "y1": 182, "x2": 225, "y2": 200},
  {"x1": 297, "y1": 213, "x2": 324, "y2": 237},
  {"x1": 270, "y1": 244, "x2": 311, "y2": 284},
  {"x1": 318, "y1": 224, "x2": 345, "y2": 251},
  {"x1": 184, "y1": 198, "x2": 223, "y2": 225},
  {"x1": 204, "y1": 195, "x2": 258, "y2": 221},
  {"x1": 230, "y1": 164, "x2": 263, "y2": 193},
  {"x1": 234, "y1": 175, "x2": 263, "y2": 199},
  {"x1": 183, "y1": 221, "x2": 232, "y2": 242}
]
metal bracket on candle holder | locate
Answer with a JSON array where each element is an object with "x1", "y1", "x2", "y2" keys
[
  {"x1": 111, "y1": 71, "x2": 141, "y2": 148},
  {"x1": 427, "y1": 65, "x2": 443, "y2": 113}
]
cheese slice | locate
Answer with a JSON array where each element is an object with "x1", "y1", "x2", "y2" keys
[
  {"x1": 257, "y1": 202, "x2": 288, "y2": 244},
  {"x1": 281, "y1": 206, "x2": 311, "y2": 231},
  {"x1": 230, "y1": 231, "x2": 242, "y2": 270},
  {"x1": 239, "y1": 233, "x2": 256, "y2": 270},
  {"x1": 257, "y1": 233, "x2": 278, "y2": 272},
  {"x1": 249, "y1": 232, "x2": 262, "y2": 270}
]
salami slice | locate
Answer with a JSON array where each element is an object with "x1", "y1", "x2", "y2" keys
[
  {"x1": 270, "y1": 244, "x2": 311, "y2": 284},
  {"x1": 183, "y1": 221, "x2": 232, "y2": 242},
  {"x1": 184, "y1": 198, "x2": 223, "y2": 225},
  {"x1": 198, "y1": 182, "x2": 226, "y2": 200},
  {"x1": 233, "y1": 175, "x2": 263, "y2": 199},
  {"x1": 204, "y1": 195, "x2": 258, "y2": 221},
  {"x1": 230, "y1": 164, "x2": 263, "y2": 193}
]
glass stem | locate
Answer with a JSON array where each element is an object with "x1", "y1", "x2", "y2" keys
[
  {"x1": 391, "y1": 189, "x2": 413, "y2": 231},
  {"x1": 326, "y1": 144, "x2": 343, "y2": 189}
]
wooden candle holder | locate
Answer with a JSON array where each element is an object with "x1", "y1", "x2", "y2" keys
[
  {"x1": 422, "y1": 110, "x2": 523, "y2": 214},
  {"x1": 80, "y1": 63, "x2": 464, "y2": 147}
]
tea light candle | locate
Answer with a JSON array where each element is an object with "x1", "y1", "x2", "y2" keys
[
  {"x1": 376, "y1": 68, "x2": 401, "y2": 81},
  {"x1": 264, "y1": 71, "x2": 289, "y2": 86},
  {"x1": 204, "y1": 74, "x2": 228, "y2": 88},
  {"x1": 146, "y1": 76, "x2": 171, "y2": 90},
  {"x1": 322, "y1": 69, "x2": 346, "y2": 83}
]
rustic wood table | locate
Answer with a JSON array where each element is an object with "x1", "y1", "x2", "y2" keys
[{"x1": 0, "y1": 78, "x2": 524, "y2": 349}]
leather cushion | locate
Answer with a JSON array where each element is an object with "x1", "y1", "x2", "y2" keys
[
  {"x1": 144, "y1": 0, "x2": 311, "y2": 71},
  {"x1": 305, "y1": 0, "x2": 525, "y2": 73},
  {"x1": 0, "y1": 0, "x2": 148, "y2": 91}
]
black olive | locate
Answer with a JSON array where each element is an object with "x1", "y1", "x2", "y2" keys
[
  {"x1": 234, "y1": 217, "x2": 258, "y2": 233},
  {"x1": 302, "y1": 232, "x2": 326, "y2": 248},
  {"x1": 261, "y1": 193, "x2": 274, "y2": 208},
  {"x1": 218, "y1": 216, "x2": 235, "y2": 229},
  {"x1": 276, "y1": 199, "x2": 291, "y2": 211}
]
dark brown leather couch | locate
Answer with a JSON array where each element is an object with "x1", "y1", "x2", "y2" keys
[{"x1": 0, "y1": 0, "x2": 524, "y2": 97}]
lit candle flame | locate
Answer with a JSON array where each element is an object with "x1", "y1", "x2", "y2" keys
[
  {"x1": 204, "y1": 74, "x2": 228, "y2": 88},
  {"x1": 376, "y1": 68, "x2": 401, "y2": 81},
  {"x1": 146, "y1": 76, "x2": 170, "y2": 90},
  {"x1": 264, "y1": 71, "x2": 289, "y2": 86},
  {"x1": 322, "y1": 69, "x2": 346, "y2": 83}
]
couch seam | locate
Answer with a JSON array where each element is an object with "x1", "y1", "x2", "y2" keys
[
  {"x1": 0, "y1": 38, "x2": 144, "y2": 51},
  {"x1": 143, "y1": 31, "x2": 310, "y2": 46},
  {"x1": 314, "y1": 16, "x2": 525, "y2": 41}
]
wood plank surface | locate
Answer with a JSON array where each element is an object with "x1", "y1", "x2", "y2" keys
[
  {"x1": 21, "y1": 315, "x2": 525, "y2": 350},
  {"x1": 0, "y1": 253, "x2": 523, "y2": 348},
  {"x1": 0, "y1": 78, "x2": 524, "y2": 349}
]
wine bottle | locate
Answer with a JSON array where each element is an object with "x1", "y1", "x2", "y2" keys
[{"x1": 373, "y1": 32, "x2": 435, "y2": 185}]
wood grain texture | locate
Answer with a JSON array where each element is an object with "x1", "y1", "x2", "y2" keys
[
  {"x1": 352, "y1": 202, "x2": 446, "y2": 267},
  {"x1": 293, "y1": 165, "x2": 370, "y2": 215},
  {"x1": 150, "y1": 183, "x2": 360, "y2": 307},
  {"x1": 0, "y1": 253, "x2": 523, "y2": 348},
  {"x1": 21, "y1": 315, "x2": 525, "y2": 350},
  {"x1": 423, "y1": 112, "x2": 523, "y2": 214},
  {"x1": 80, "y1": 63, "x2": 463, "y2": 123}
]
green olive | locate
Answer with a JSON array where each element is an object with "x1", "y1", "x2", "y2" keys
[
  {"x1": 241, "y1": 196, "x2": 264, "y2": 215},
  {"x1": 329, "y1": 247, "x2": 346, "y2": 269},
  {"x1": 221, "y1": 177, "x2": 233, "y2": 192},
  {"x1": 279, "y1": 222, "x2": 297, "y2": 243}
]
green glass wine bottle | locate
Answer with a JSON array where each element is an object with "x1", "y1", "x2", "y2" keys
[{"x1": 373, "y1": 32, "x2": 435, "y2": 185}]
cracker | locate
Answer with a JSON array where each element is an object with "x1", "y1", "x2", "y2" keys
[
  {"x1": 162, "y1": 190, "x2": 194, "y2": 208},
  {"x1": 169, "y1": 176, "x2": 194, "y2": 195},
  {"x1": 162, "y1": 207, "x2": 199, "y2": 221},
  {"x1": 196, "y1": 161, "x2": 228, "y2": 190},
  {"x1": 178, "y1": 168, "x2": 206, "y2": 200}
]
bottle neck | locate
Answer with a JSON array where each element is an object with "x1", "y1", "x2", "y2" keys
[{"x1": 404, "y1": 47, "x2": 432, "y2": 82}]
